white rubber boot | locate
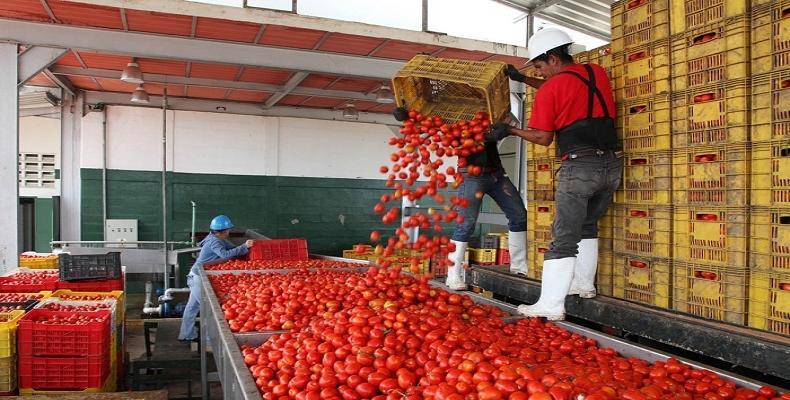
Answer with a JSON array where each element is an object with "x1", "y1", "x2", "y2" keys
[
  {"x1": 568, "y1": 238, "x2": 599, "y2": 298},
  {"x1": 517, "y1": 257, "x2": 575, "y2": 320},
  {"x1": 507, "y1": 231, "x2": 528, "y2": 276},
  {"x1": 445, "y1": 240, "x2": 468, "y2": 291}
]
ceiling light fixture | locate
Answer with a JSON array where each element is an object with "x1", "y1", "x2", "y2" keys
[
  {"x1": 375, "y1": 84, "x2": 395, "y2": 104},
  {"x1": 130, "y1": 85, "x2": 150, "y2": 103},
  {"x1": 121, "y1": 60, "x2": 144, "y2": 84},
  {"x1": 342, "y1": 102, "x2": 359, "y2": 119}
]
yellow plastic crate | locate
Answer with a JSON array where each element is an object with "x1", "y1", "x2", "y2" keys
[
  {"x1": 748, "y1": 270, "x2": 790, "y2": 336},
  {"x1": 0, "y1": 355, "x2": 15, "y2": 393},
  {"x1": 670, "y1": 0, "x2": 749, "y2": 34},
  {"x1": 611, "y1": 0, "x2": 670, "y2": 53},
  {"x1": 673, "y1": 262, "x2": 748, "y2": 325},
  {"x1": 671, "y1": 80, "x2": 750, "y2": 147},
  {"x1": 392, "y1": 55, "x2": 510, "y2": 123},
  {"x1": 19, "y1": 254, "x2": 59, "y2": 269},
  {"x1": 527, "y1": 242, "x2": 552, "y2": 280},
  {"x1": 613, "y1": 204, "x2": 672, "y2": 258},
  {"x1": 527, "y1": 201, "x2": 555, "y2": 243},
  {"x1": 614, "y1": 253, "x2": 671, "y2": 308},
  {"x1": 751, "y1": 70, "x2": 790, "y2": 142},
  {"x1": 615, "y1": 150, "x2": 672, "y2": 204},
  {"x1": 525, "y1": 141, "x2": 556, "y2": 160},
  {"x1": 670, "y1": 17, "x2": 750, "y2": 92},
  {"x1": 468, "y1": 248, "x2": 496, "y2": 264},
  {"x1": 0, "y1": 310, "x2": 24, "y2": 358},
  {"x1": 613, "y1": 40, "x2": 671, "y2": 101},
  {"x1": 599, "y1": 210, "x2": 615, "y2": 252},
  {"x1": 574, "y1": 50, "x2": 591, "y2": 64},
  {"x1": 673, "y1": 207, "x2": 748, "y2": 267},
  {"x1": 672, "y1": 145, "x2": 750, "y2": 206},
  {"x1": 592, "y1": 46, "x2": 614, "y2": 79},
  {"x1": 527, "y1": 158, "x2": 560, "y2": 201},
  {"x1": 616, "y1": 95, "x2": 671, "y2": 152},
  {"x1": 597, "y1": 250, "x2": 615, "y2": 296},
  {"x1": 751, "y1": 141, "x2": 790, "y2": 207},
  {"x1": 750, "y1": 208, "x2": 790, "y2": 273},
  {"x1": 751, "y1": 0, "x2": 790, "y2": 75}
]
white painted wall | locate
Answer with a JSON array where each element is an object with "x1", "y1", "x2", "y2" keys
[
  {"x1": 81, "y1": 106, "x2": 399, "y2": 180},
  {"x1": 19, "y1": 116, "x2": 61, "y2": 198}
]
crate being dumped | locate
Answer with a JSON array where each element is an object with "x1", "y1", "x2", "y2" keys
[
  {"x1": 59, "y1": 252, "x2": 122, "y2": 281},
  {"x1": 392, "y1": 55, "x2": 511, "y2": 123}
]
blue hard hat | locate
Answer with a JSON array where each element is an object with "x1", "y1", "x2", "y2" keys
[{"x1": 209, "y1": 215, "x2": 234, "y2": 231}]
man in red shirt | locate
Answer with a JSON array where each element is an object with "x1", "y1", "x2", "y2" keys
[{"x1": 491, "y1": 28, "x2": 622, "y2": 320}]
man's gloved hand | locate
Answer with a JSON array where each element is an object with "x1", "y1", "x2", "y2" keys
[
  {"x1": 392, "y1": 107, "x2": 409, "y2": 122},
  {"x1": 506, "y1": 64, "x2": 526, "y2": 82},
  {"x1": 485, "y1": 123, "x2": 512, "y2": 142}
]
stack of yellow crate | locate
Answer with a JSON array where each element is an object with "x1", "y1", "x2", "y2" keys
[
  {"x1": 610, "y1": 0, "x2": 673, "y2": 309},
  {"x1": 747, "y1": 0, "x2": 790, "y2": 336},
  {"x1": 668, "y1": 0, "x2": 752, "y2": 325}
]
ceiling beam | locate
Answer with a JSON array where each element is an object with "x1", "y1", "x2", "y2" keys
[
  {"x1": 70, "y1": 0, "x2": 528, "y2": 57},
  {"x1": 0, "y1": 19, "x2": 404, "y2": 80},
  {"x1": 83, "y1": 90, "x2": 400, "y2": 126},
  {"x1": 533, "y1": 0, "x2": 566, "y2": 13},
  {"x1": 20, "y1": 106, "x2": 61, "y2": 117},
  {"x1": 17, "y1": 46, "x2": 69, "y2": 85},
  {"x1": 49, "y1": 66, "x2": 378, "y2": 101},
  {"x1": 563, "y1": 0, "x2": 611, "y2": 18},
  {"x1": 41, "y1": 68, "x2": 76, "y2": 97},
  {"x1": 263, "y1": 71, "x2": 309, "y2": 109},
  {"x1": 535, "y1": 13, "x2": 610, "y2": 41}
]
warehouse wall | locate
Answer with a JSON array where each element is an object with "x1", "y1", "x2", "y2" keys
[{"x1": 79, "y1": 106, "x2": 399, "y2": 255}]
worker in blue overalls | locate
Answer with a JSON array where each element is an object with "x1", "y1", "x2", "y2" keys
[{"x1": 178, "y1": 215, "x2": 253, "y2": 342}]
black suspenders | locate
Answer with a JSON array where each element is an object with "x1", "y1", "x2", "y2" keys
[{"x1": 558, "y1": 64, "x2": 612, "y2": 120}]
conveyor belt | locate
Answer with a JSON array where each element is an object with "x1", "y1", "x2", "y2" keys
[{"x1": 197, "y1": 259, "x2": 773, "y2": 400}]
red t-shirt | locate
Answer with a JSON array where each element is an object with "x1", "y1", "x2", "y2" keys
[{"x1": 528, "y1": 63, "x2": 616, "y2": 132}]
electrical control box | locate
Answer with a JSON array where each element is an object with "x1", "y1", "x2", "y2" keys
[{"x1": 105, "y1": 219, "x2": 138, "y2": 247}]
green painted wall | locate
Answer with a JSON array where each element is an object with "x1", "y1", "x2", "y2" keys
[
  {"x1": 81, "y1": 169, "x2": 413, "y2": 255},
  {"x1": 34, "y1": 197, "x2": 54, "y2": 252}
]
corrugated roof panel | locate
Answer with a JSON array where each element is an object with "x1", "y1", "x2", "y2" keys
[
  {"x1": 25, "y1": 72, "x2": 57, "y2": 88},
  {"x1": 258, "y1": 25, "x2": 325, "y2": 49},
  {"x1": 277, "y1": 94, "x2": 311, "y2": 106},
  {"x1": 54, "y1": 51, "x2": 83, "y2": 68},
  {"x1": 137, "y1": 58, "x2": 188, "y2": 76},
  {"x1": 186, "y1": 86, "x2": 228, "y2": 100},
  {"x1": 125, "y1": 9, "x2": 193, "y2": 36},
  {"x1": 0, "y1": 0, "x2": 49, "y2": 22},
  {"x1": 66, "y1": 76, "x2": 101, "y2": 91},
  {"x1": 372, "y1": 41, "x2": 442, "y2": 60},
  {"x1": 93, "y1": 77, "x2": 138, "y2": 92},
  {"x1": 78, "y1": 52, "x2": 130, "y2": 71},
  {"x1": 485, "y1": 54, "x2": 528, "y2": 65},
  {"x1": 226, "y1": 90, "x2": 271, "y2": 103},
  {"x1": 317, "y1": 33, "x2": 387, "y2": 56},
  {"x1": 298, "y1": 74, "x2": 339, "y2": 89},
  {"x1": 434, "y1": 48, "x2": 492, "y2": 61},
  {"x1": 189, "y1": 62, "x2": 240, "y2": 80},
  {"x1": 47, "y1": 0, "x2": 123, "y2": 29},
  {"x1": 239, "y1": 67, "x2": 292, "y2": 85},
  {"x1": 299, "y1": 97, "x2": 346, "y2": 108},
  {"x1": 145, "y1": 83, "x2": 186, "y2": 97},
  {"x1": 327, "y1": 77, "x2": 381, "y2": 93},
  {"x1": 195, "y1": 17, "x2": 261, "y2": 43},
  {"x1": 352, "y1": 101, "x2": 382, "y2": 112}
]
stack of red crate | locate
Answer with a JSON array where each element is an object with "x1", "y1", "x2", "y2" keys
[{"x1": 17, "y1": 309, "x2": 112, "y2": 391}]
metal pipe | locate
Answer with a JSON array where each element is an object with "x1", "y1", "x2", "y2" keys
[
  {"x1": 101, "y1": 106, "x2": 107, "y2": 236},
  {"x1": 161, "y1": 287, "x2": 190, "y2": 302},
  {"x1": 144, "y1": 280, "x2": 154, "y2": 308},
  {"x1": 191, "y1": 201, "x2": 197, "y2": 246},
  {"x1": 142, "y1": 305, "x2": 161, "y2": 315},
  {"x1": 162, "y1": 88, "x2": 168, "y2": 290}
]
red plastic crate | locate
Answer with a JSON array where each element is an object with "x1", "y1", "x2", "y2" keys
[
  {"x1": 247, "y1": 239, "x2": 308, "y2": 261},
  {"x1": 19, "y1": 309, "x2": 112, "y2": 357},
  {"x1": 57, "y1": 275, "x2": 124, "y2": 292},
  {"x1": 497, "y1": 249, "x2": 511, "y2": 265},
  {"x1": 19, "y1": 353, "x2": 110, "y2": 390},
  {"x1": 0, "y1": 275, "x2": 58, "y2": 293}
]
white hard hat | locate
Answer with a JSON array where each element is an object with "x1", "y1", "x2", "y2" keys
[{"x1": 526, "y1": 28, "x2": 574, "y2": 62}]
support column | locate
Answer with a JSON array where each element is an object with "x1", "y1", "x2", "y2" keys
[
  {"x1": 60, "y1": 92, "x2": 82, "y2": 241},
  {"x1": 0, "y1": 44, "x2": 19, "y2": 273}
]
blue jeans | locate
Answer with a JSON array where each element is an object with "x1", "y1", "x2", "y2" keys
[
  {"x1": 546, "y1": 153, "x2": 622, "y2": 260},
  {"x1": 178, "y1": 273, "x2": 201, "y2": 340},
  {"x1": 451, "y1": 169, "x2": 527, "y2": 242}
]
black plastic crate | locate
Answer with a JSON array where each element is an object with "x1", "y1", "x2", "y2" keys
[
  {"x1": 469, "y1": 235, "x2": 499, "y2": 249},
  {"x1": 59, "y1": 252, "x2": 122, "y2": 281},
  {"x1": 0, "y1": 299, "x2": 38, "y2": 312}
]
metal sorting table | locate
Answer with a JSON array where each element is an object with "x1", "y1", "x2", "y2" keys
[{"x1": 198, "y1": 260, "x2": 768, "y2": 400}]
